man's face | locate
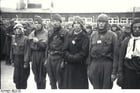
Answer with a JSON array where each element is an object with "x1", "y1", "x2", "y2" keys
[
  {"x1": 73, "y1": 21, "x2": 82, "y2": 33},
  {"x1": 125, "y1": 26, "x2": 131, "y2": 34},
  {"x1": 34, "y1": 21, "x2": 42, "y2": 31},
  {"x1": 14, "y1": 27, "x2": 24, "y2": 35},
  {"x1": 112, "y1": 26, "x2": 117, "y2": 31},
  {"x1": 86, "y1": 28, "x2": 92, "y2": 35},
  {"x1": 132, "y1": 23, "x2": 140, "y2": 37},
  {"x1": 52, "y1": 20, "x2": 61, "y2": 29},
  {"x1": 97, "y1": 21, "x2": 106, "y2": 30}
]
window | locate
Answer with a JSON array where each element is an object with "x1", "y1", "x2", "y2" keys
[
  {"x1": 128, "y1": 18, "x2": 132, "y2": 24},
  {"x1": 120, "y1": 17, "x2": 127, "y2": 24},
  {"x1": 113, "y1": 17, "x2": 119, "y2": 24},
  {"x1": 86, "y1": 17, "x2": 92, "y2": 22},
  {"x1": 28, "y1": 0, "x2": 42, "y2": 8},
  {"x1": 108, "y1": 18, "x2": 113, "y2": 24}
]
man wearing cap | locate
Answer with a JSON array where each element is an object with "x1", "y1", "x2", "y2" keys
[
  {"x1": 11, "y1": 23, "x2": 30, "y2": 89},
  {"x1": 87, "y1": 14, "x2": 118, "y2": 89},
  {"x1": 46, "y1": 13, "x2": 68, "y2": 89},
  {"x1": 24, "y1": 15, "x2": 48, "y2": 89},
  {"x1": 61, "y1": 16, "x2": 89, "y2": 89},
  {"x1": 117, "y1": 18, "x2": 140, "y2": 89}
]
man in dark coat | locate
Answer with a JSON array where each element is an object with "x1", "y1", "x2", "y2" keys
[
  {"x1": 62, "y1": 16, "x2": 89, "y2": 89},
  {"x1": 88, "y1": 14, "x2": 118, "y2": 89},
  {"x1": 120, "y1": 25, "x2": 131, "y2": 42},
  {"x1": 24, "y1": 15, "x2": 48, "y2": 89},
  {"x1": 11, "y1": 23, "x2": 30, "y2": 89},
  {"x1": 3, "y1": 19, "x2": 15, "y2": 65},
  {"x1": 0, "y1": 20, "x2": 6, "y2": 61},
  {"x1": 46, "y1": 14, "x2": 68, "y2": 89},
  {"x1": 117, "y1": 18, "x2": 140, "y2": 89}
]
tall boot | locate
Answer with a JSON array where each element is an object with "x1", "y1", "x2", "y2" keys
[
  {"x1": 16, "y1": 83, "x2": 21, "y2": 89},
  {"x1": 21, "y1": 82, "x2": 27, "y2": 89},
  {"x1": 50, "y1": 82, "x2": 57, "y2": 89},
  {"x1": 36, "y1": 80, "x2": 46, "y2": 89},
  {"x1": 40, "y1": 80, "x2": 46, "y2": 89}
]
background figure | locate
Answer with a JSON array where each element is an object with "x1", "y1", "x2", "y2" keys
[
  {"x1": 85, "y1": 24, "x2": 93, "y2": 37},
  {"x1": 88, "y1": 14, "x2": 118, "y2": 89},
  {"x1": 3, "y1": 19, "x2": 15, "y2": 65},
  {"x1": 120, "y1": 25, "x2": 131, "y2": 42},
  {"x1": 0, "y1": 20, "x2": 6, "y2": 61},
  {"x1": 117, "y1": 18, "x2": 140, "y2": 89},
  {"x1": 24, "y1": 15, "x2": 48, "y2": 89},
  {"x1": 111, "y1": 24, "x2": 122, "y2": 44},
  {"x1": 62, "y1": 16, "x2": 89, "y2": 89},
  {"x1": 22, "y1": 22, "x2": 34, "y2": 36},
  {"x1": 11, "y1": 23, "x2": 30, "y2": 89},
  {"x1": 111, "y1": 24, "x2": 122, "y2": 70},
  {"x1": 46, "y1": 14, "x2": 68, "y2": 89}
]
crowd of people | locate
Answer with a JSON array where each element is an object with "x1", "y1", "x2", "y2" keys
[{"x1": 0, "y1": 13, "x2": 140, "y2": 89}]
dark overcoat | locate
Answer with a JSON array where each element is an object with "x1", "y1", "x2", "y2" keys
[{"x1": 62, "y1": 30, "x2": 89, "y2": 89}]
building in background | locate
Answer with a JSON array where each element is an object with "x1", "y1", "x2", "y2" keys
[{"x1": 0, "y1": 0, "x2": 140, "y2": 25}]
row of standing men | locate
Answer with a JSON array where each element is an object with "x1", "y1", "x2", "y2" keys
[{"x1": 3, "y1": 13, "x2": 140, "y2": 89}]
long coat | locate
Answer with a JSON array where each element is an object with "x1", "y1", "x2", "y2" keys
[
  {"x1": 117, "y1": 37, "x2": 140, "y2": 89},
  {"x1": 62, "y1": 31, "x2": 89, "y2": 89}
]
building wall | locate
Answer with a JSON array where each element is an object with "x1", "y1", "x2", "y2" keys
[{"x1": 1, "y1": 12, "x2": 140, "y2": 25}]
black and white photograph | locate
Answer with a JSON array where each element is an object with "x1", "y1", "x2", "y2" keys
[{"x1": 0, "y1": 0, "x2": 140, "y2": 92}]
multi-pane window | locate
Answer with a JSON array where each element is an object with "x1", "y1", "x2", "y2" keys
[
  {"x1": 120, "y1": 17, "x2": 127, "y2": 24},
  {"x1": 113, "y1": 17, "x2": 119, "y2": 24},
  {"x1": 86, "y1": 17, "x2": 92, "y2": 23},
  {"x1": 128, "y1": 18, "x2": 132, "y2": 24},
  {"x1": 108, "y1": 18, "x2": 113, "y2": 24}
]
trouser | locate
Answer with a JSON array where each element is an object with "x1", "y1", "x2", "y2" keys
[
  {"x1": 88, "y1": 58, "x2": 113, "y2": 89},
  {"x1": 36, "y1": 80, "x2": 46, "y2": 89},
  {"x1": 32, "y1": 51, "x2": 47, "y2": 89},
  {"x1": 122, "y1": 66, "x2": 140, "y2": 89},
  {"x1": 13, "y1": 55, "x2": 30, "y2": 89},
  {"x1": 15, "y1": 81, "x2": 27, "y2": 89},
  {"x1": 47, "y1": 54, "x2": 63, "y2": 89}
]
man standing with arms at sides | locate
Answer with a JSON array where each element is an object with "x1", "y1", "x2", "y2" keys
[
  {"x1": 62, "y1": 16, "x2": 89, "y2": 89},
  {"x1": 88, "y1": 14, "x2": 118, "y2": 89},
  {"x1": 24, "y1": 15, "x2": 48, "y2": 89},
  {"x1": 46, "y1": 14, "x2": 68, "y2": 89},
  {"x1": 11, "y1": 23, "x2": 30, "y2": 89}
]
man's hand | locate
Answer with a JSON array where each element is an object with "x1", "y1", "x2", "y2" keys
[
  {"x1": 44, "y1": 59, "x2": 48, "y2": 67},
  {"x1": 24, "y1": 62, "x2": 29, "y2": 68},
  {"x1": 111, "y1": 74, "x2": 117, "y2": 82},
  {"x1": 33, "y1": 37, "x2": 39, "y2": 43}
]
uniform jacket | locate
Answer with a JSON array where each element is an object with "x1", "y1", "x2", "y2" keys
[
  {"x1": 24, "y1": 28, "x2": 48, "y2": 63},
  {"x1": 89, "y1": 30, "x2": 118, "y2": 75},
  {"x1": 48, "y1": 27, "x2": 68, "y2": 52}
]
